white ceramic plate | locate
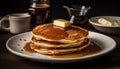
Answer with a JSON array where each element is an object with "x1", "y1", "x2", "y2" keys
[{"x1": 6, "y1": 31, "x2": 116, "y2": 63}]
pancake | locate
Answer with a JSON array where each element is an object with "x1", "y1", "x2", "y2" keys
[
  {"x1": 30, "y1": 39, "x2": 91, "y2": 55},
  {"x1": 31, "y1": 37, "x2": 85, "y2": 48},
  {"x1": 32, "y1": 23, "x2": 88, "y2": 43}
]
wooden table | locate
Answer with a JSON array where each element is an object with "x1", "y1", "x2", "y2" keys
[{"x1": 0, "y1": 25, "x2": 120, "y2": 69}]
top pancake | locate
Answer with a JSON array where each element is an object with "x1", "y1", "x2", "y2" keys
[{"x1": 32, "y1": 23, "x2": 88, "y2": 43}]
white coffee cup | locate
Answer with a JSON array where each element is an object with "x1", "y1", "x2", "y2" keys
[{"x1": 0, "y1": 13, "x2": 31, "y2": 34}]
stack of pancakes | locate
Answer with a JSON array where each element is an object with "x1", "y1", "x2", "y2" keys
[{"x1": 30, "y1": 23, "x2": 91, "y2": 55}]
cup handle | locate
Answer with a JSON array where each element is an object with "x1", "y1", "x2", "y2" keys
[{"x1": 0, "y1": 15, "x2": 10, "y2": 31}]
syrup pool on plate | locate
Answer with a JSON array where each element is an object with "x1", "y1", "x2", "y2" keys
[{"x1": 24, "y1": 42, "x2": 101, "y2": 58}]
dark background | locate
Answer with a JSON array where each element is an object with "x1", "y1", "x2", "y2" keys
[{"x1": 0, "y1": 0, "x2": 120, "y2": 19}]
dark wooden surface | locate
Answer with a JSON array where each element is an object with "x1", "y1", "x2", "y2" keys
[{"x1": 0, "y1": 24, "x2": 120, "y2": 69}]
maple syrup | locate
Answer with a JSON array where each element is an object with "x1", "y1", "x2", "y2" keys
[
  {"x1": 24, "y1": 42, "x2": 101, "y2": 58},
  {"x1": 52, "y1": 42, "x2": 101, "y2": 58},
  {"x1": 24, "y1": 42, "x2": 36, "y2": 53}
]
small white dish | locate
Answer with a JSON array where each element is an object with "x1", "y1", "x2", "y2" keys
[
  {"x1": 89, "y1": 16, "x2": 120, "y2": 34},
  {"x1": 6, "y1": 31, "x2": 116, "y2": 63}
]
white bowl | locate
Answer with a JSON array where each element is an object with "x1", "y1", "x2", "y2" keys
[{"x1": 89, "y1": 16, "x2": 120, "y2": 35}]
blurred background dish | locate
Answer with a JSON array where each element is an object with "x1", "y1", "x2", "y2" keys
[{"x1": 89, "y1": 16, "x2": 120, "y2": 35}]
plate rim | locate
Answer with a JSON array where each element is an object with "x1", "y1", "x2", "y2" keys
[{"x1": 6, "y1": 31, "x2": 116, "y2": 63}]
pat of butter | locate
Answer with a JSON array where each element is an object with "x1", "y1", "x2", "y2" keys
[
  {"x1": 53, "y1": 19, "x2": 71, "y2": 27},
  {"x1": 98, "y1": 18, "x2": 112, "y2": 26}
]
